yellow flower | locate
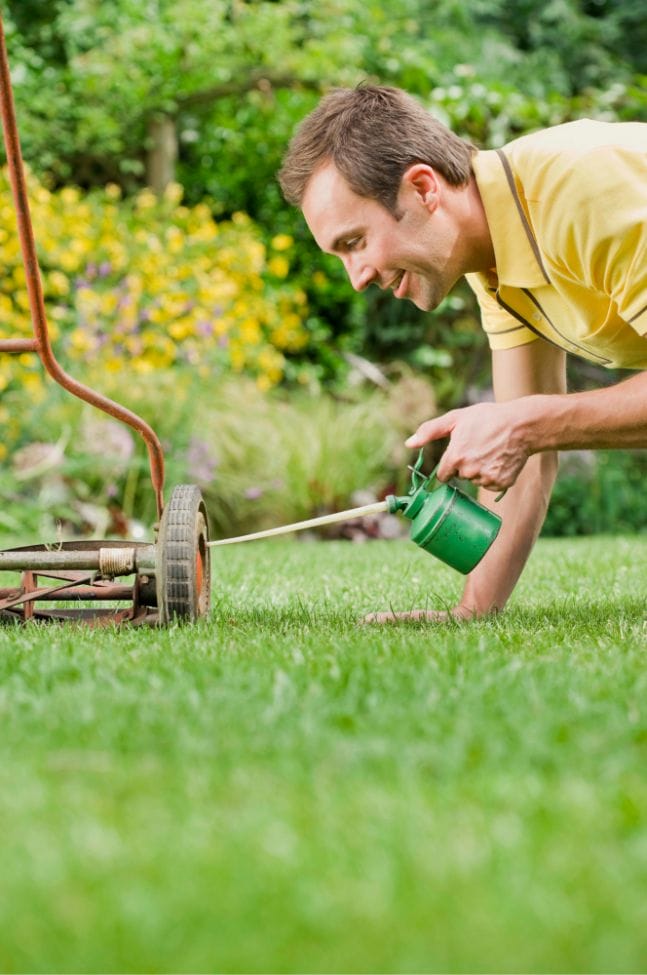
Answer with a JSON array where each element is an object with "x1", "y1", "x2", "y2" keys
[
  {"x1": 169, "y1": 317, "x2": 196, "y2": 341},
  {"x1": 271, "y1": 233, "x2": 293, "y2": 251},
  {"x1": 163, "y1": 182, "x2": 184, "y2": 205},
  {"x1": 132, "y1": 358, "x2": 154, "y2": 374},
  {"x1": 165, "y1": 226, "x2": 184, "y2": 254},
  {"x1": 104, "y1": 356, "x2": 124, "y2": 373},
  {"x1": 59, "y1": 250, "x2": 82, "y2": 273},
  {"x1": 258, "y1": 346, "x2": 284, "y2": 373},
  {"x1": 100, "y1": 292, "x2": 119, "y2": 315},
  {"x1": 267, "y1": 255, "x2": 289, "y2": 279},
  {"x1": 238, "y1": 318, "x2": 261, "y2": 346},
  {"x1": 69, "y1": 329, "x2": 94, "y2": 353},
  {"x1": 22, "y1": 372, "x2": 44, "y2": 395},
  {"x1": 47, "y1": 270, "x2": 70, "y2": 297},
  {"x1": 229, "y1": 341, "x2": 246, "y2": 372},
  {"x1": 60, "y1": 187, "x2": 80, "y2": 205},
  {"x1": 136, "y1": 189, "x2": 158, "y2": 210},
  {"x1": 15, "y1": 290, "x2": 31, "y2": 311},
  {"x1": 0, "y1": 168, "x2": 319, "y2": 389}
]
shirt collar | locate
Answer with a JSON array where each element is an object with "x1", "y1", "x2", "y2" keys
[{"x1": 472, "y1": 148, "x2": 550, "y2": 289}]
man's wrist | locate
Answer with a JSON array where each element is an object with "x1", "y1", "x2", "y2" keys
[
  {"x1": 453, "y1": 599, "x2": 499, "y2": 620},
  {"x1": 515, "y1": 393, "x2": 561, "y2": 454}
]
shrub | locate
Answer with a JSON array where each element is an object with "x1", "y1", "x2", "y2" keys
[
  {"x1": 543, "y1": 450, "x2": 647, "y2": 537},
  {"x1": 0, "y1": 169, "x2": 313, "y2": 396}
]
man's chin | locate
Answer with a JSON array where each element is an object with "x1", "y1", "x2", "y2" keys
[
  {"x1": 394, "y1": 281, "x2": 436, "y2": 312},
  {"x1": 410, "y1": 294, "x2": 434, "y2": 312}
]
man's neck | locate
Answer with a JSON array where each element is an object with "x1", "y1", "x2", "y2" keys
[{"x1": 458, "y1": 176, "x2": 496, "y2": 273}]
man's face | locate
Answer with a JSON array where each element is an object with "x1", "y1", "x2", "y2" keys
[{"x1": 301, "y1": 161, "x2": 461, "y2": 312}]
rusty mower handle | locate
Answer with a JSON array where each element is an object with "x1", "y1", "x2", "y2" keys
[{"x1": 0, "y1": 13, "x2": 165, "y2": 519}]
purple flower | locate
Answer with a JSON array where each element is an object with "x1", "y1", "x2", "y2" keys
[
  {"x1": 186, "y1": 437, "x2": 218, "y2": 483},
  {"x1": 243, "y1": 486, "x2": 264, "y2": 501},
  {"x1": 197, "y1": 320, "x2": 213, "y2": 337}
]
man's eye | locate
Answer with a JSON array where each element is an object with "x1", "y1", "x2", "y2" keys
[{"x1": 345, "y1": 237, "x2": 361, "y2": 251}]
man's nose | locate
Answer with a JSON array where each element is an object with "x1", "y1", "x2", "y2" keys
[{"x1": 346, "y1": 256, "x2": 377, "y2": 292}]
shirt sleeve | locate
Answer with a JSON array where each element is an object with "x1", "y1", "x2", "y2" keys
[{"x1": 465, "y1": 272, "x2": 540, "y2": 350}]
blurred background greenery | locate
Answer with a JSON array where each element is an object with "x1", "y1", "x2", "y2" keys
[{"x1": 1, "y1": 0, "x2": 646, "y2": 540}]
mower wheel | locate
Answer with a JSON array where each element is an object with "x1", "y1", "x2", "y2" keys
[{"x1": 157, "y1": 485, "x2": 210, "y2": 623}]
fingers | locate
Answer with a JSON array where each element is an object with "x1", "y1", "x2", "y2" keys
[
  {"x1": 404, "y1": 404, "x2": 526, "y2": 491},
  {"x1": 361, "y1": 609, "x2": 452, "y2": 624},
  {"x1": 361, "y1": 607, "x2": 478, "y2": 624},
  {"x1": 404, "y1": 412, "x2": 455, "y2": 449}
]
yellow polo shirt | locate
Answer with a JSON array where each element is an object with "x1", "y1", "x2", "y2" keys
[{"x1": 467, "y1": 119, "x2": 647, "y2": 368}]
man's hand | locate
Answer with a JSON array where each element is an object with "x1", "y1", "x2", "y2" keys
[
  {"x1": 362, "y1": 607, "x2": 478, "y2": 624},
  {"x1": 404, "y1": 400, "x2": 533, "y2": 492}
]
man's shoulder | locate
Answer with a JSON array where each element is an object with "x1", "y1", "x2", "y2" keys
[
  {"x1": 502, "y1": 118, "x2": 646, "y2": 165},
  {"x1": 495, "y1": 119, "x2": 646, "y2": 200}
]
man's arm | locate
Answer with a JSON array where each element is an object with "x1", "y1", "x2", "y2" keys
[
  {"x1": 453, "y1": 341, "x2": 565, "y2": 617},
  {"x1": 366, "y1": 340, "x2": 565, "y2": 622},
  {"x1": 404, "y1": 345, "x2": 647, "y2": 618},
  {"x1": 406, "y1": 357, "x2": 647, "y2": 489}
]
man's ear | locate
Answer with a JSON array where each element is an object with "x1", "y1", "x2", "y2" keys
[{"x1": 401, "y1": 163, "x2": 440, "y2": 210}]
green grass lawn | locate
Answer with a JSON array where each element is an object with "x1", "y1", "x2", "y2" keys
[{"x1": 1, "y1": 534, "x2": 646, "y2": 973}]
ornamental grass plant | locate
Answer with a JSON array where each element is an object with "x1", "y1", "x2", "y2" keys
[{"x1": 0, "y1": 369, "x2": 421, "y2": 539}]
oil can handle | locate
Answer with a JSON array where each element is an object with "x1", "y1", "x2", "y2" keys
[{"x1": 409, "y1": 449, "x2": 507, "y2": 502}]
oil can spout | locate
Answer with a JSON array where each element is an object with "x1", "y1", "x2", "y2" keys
[
  {"x1": 208, "y1": 500, "x2": 389, "y2": 546},
  {"x1": 385, "y1": 494, "x2": 409, "y2": 515}
]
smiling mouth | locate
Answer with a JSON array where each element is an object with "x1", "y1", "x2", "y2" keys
[
  {"x1": 392, "y1": 271, "x2": 407, "y2": 298},
  {"x1": 389, "y1": 271, "x2": 404, "y2": 291}
]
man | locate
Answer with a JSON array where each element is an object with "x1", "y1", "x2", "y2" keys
[{"x1": 278, "y1": 84, "x2": 647, "y2": 622}]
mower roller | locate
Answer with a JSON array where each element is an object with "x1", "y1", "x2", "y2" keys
[{"x1": 0, "y1": 14, "x2": 210, "y2": 624}]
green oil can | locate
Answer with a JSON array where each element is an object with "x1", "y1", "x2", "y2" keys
[{"x1": 386, "y1": 450, "x2": 502, "y2": 574}]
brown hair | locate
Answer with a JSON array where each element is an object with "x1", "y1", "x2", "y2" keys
[{"x1": 278, "y1": 84, "x2": 475, "y2": 214}]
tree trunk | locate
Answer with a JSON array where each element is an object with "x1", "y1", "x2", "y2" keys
[{"x1": 147, "y1": 114, "x2": 178, "y2": 195}]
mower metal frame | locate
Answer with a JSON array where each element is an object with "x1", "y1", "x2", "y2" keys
[{"x1": 0, "y1": 15, "x2": 210, "y2": 625}]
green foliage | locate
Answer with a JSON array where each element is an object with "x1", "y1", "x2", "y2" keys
[
  {"x1": 543, "y1": 450, "x2": 647, "y2": 537},
  {"x1": 3, "y1": 0, "x2": 647, "y2": 415}
]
